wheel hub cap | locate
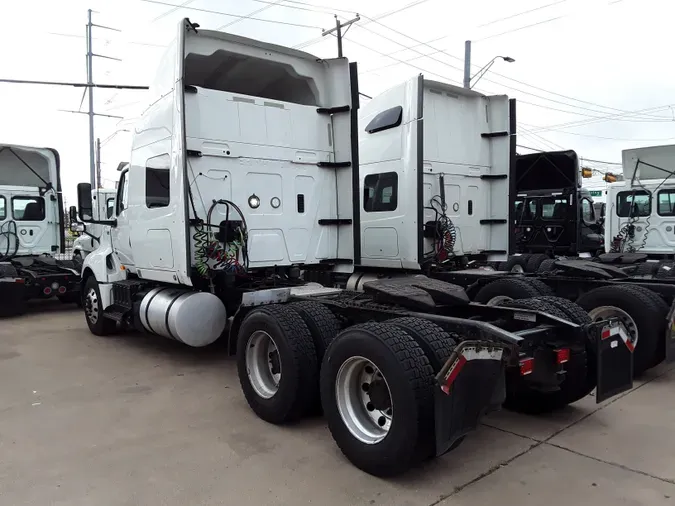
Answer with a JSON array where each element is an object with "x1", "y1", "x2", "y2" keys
[
  {"x1": 245, "y1": 330, "x2": 281, "y2": 399},
  {"x1": 85, "y1": 288, "x2": 99, "y2": 324},
  {"x1": 335, "y1": 357, "x2": 393, "y2": 445}
]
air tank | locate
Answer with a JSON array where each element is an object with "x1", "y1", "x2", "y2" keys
[{"x1": 138, "y1": 287, "x2": 226, "y2": 347}]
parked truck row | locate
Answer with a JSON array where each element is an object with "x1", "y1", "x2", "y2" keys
[{"x1": 63, "y1": 19, "x2": 643, "y2": 477}]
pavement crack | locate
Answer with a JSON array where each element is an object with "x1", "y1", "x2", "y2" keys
[{"x1": 545, "y1": 442, "x2": 675, "y2": 485}]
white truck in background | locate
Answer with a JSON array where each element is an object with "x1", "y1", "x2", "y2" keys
[
  {"x1": 0, "y1": 143, "x2": 80, "y2": 315},
  {"x1": 71, "y1": 183, "x2": 120, "y2": 260},
  {"x1": 73, "y1": 19, "x2": 633, "y2": 476},
  {"x1": 605, "y1": 143, "x2": 675, "y2": 260}
]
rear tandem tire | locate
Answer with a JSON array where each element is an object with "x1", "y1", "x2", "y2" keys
[
  {"x1": 473, "y1": 277, "x2": 547, "y2": 305},
  {"x1": 525, "y1": 254, "x2": 550, "y2": 273},
  {"x1": 386, "y1": 317, "x2": 457, "y2": 373},
  {"x1": 500, "y1": 255, "x2": 529, "y2": 273},
  {"x1": 320, "y1": 322, "x2": 435, "y2": 477},
  {"x1": 287, "y1": 301, "x2": 341, "y2": 362},
  {"x1": 537, "y1": 258, "x2": 557, "y2": 273},
  {"x1": 237, "y1": 304, "x2": 319, "y2": 424},
  {"x1": 576, "y1": 285, "x2": 664, "y2": 375}
]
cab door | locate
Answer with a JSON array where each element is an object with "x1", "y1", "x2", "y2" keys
[{"x1": 110, "y1": 169, "x2": 135, "y2": 267}]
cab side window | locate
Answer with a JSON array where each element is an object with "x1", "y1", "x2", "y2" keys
[
  {"x1": 117, "y1": 172, "x2": 129, "y2": 215},
  {"x1": 0, "y1": 196, "x2": 5, "y2": 220},
  {"x1": 364, "y1": 172, "x2": 398, "y2": 212},
  {"x1": 581, "y1": 198, "x2": 595, "y2": 223}
]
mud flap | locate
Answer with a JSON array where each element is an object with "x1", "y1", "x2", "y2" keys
[
  {"x1": 434, "y1": 341, "x2": 506, "y2": 457},
  {"x1": 596, "y1": 320, "x2": 634, "y2": 403},
  {"x1": 666, "y1": 301, "x2": 675, "y2": 364},
  {"x1": 0, "y1": 278, "x2": 26, "y2": 317}
]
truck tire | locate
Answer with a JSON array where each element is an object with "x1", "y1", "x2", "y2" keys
[
  {"x1": 516, "y1": 277, "x2": 554, "y2": 295},
  {"x1": 287, "y1": 301, "x2": 341, "y2": 362},
  {"x1": 537, "y1": 296, "x2": 591, "y2": 324},
  {"x1": 386, "y1": 317, "x2": 457, "y2": 373},
  {"x1": 474, "y1": 278, "x2": 546, "y2": 305},
  {"x1": 635, "y1": 262, "x2": 659, "y2": 277},
  {"x1": 501, "y1": 298, "x2": 595, "y2": 413},
  {"x1": 321, "y1": 322, "x2": 435, "y2": 477},
  {"x1": 576, "y1": 285, "x2": 663, "y2": 375},
  {"x1": 618, "y1": 285, "x2": 669, "y2": 367},
  {"x1": 237, "y1": 304, "x2": 318, "y2": 424},
  {"x1": 537, "y1": 258, "x2": 557, "y2": 273},
  {"x1": 525, "y1": 254, "x2": 549, "y2": 273},
  {"x1": 83, "y1": 277, "x2": 116, "y2": 336},
  {"x1": 500, "y1": 255, "x2": 529, "y2": 273}
]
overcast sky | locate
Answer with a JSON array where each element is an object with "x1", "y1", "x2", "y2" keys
[{"x1": 0, "y1": 0, "x2": 672, "y2": 201}]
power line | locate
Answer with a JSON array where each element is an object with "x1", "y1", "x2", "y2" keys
[
  {"x1": 521, "y1": 123, "x2": 675, "y2": 142},
  {"x1": 358, "y1": 13, "x2": 668, "y2": 123},
  {"x1": 0, "y1": 78, "x2": 148, "y2": 90},
  {"x1": 477, "y1": 0, "x2": 567, "y2": 28},
  {"x1": 47, "y1": 31, "x2": 166, "y2": 48},
  {"x1": 152, "y1": 0, "x2": 196, "y2": 22},
  {"x1": 526, "y1": 104, "x2": 675, "y2": 133},
  {"x1": 139, "y1": 0, "x2": 322, "y2": 29},
  {"x1": 293, "y1": 0, "x2": 434, "y2": 50},
  {"x1": 217, "y1": 0, "x2": 286, "y2": 31},
  {"x1": 516, "y1": 145, "x2": 622, "y2": 166},
  {"x1": 475, "y1": 16, "x2": 564, "y2": 42}
]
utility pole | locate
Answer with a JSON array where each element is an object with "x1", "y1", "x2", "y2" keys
[
  {"x1": 95, "y1": 137, "x2": 102, "y2": 189},
  {"x1": 463, "y1": 40, "x2": 472, "y2": 89},
  {"x1": 86, "y1": 9, "x2": 95, "y2": 187},
  {"x1": 85, "y1": 10, "x2": 122, "y2": 187},
  {"x1": 322, "y1": 14, "x2": 360, "y2": 58}
]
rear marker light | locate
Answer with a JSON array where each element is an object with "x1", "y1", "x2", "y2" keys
[
  {"x1": 58, "y1": 286, "x2": 67, "y2": 294},
  {"x1": 519, "y1": 357, "x2": 535, "y2": 376},
  {"x1": 43, "y1": 287, "x2": 52, "y2": 296},
  {"x1": 555, "y1": 348, "x2": 570, "y2": 365}
]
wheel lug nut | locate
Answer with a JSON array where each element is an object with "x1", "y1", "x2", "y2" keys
[
  {"x1": 361, "y1": 383, "x2": 370, "y2": 392},
  {"x1": 366, "y1": 402, "x2": 374, "y2": 411},
  {"x1": 365, "y1": 366, "x2": 374, "y2": 374},
  {"x1": 377, "y1": 416, "x2": 386, "y2": 426}
]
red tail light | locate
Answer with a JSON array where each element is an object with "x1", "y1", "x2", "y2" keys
[
  {"x1": 58, "y1": 286, "x2": 67, "y2": 294},
  {"x1": 43, "y1": 287, "x2": 52, "y2": 296},
  {"x1": 555, "y1": 348, "x2": 570, "y2": 365},
  {"x1": 519, "y1": 357, "x2": 535, "y2": 376}
]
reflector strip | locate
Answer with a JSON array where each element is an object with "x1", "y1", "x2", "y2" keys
[
  {"x1": 519, "y1": 357, "x2": 534, "y2": 376},
  {"x1": 441, "y1": 355, "x2": 467, "y2": 394},
  {"x1": 555, "y1": 348, "x2": 570, "y2": 364},
  {"x1": 601, "y1": 328, "x2": 611, "y2": 340}
]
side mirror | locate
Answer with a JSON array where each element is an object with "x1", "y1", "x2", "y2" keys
[
  {"x1": 77, "y1": 182, "x2": 93, "y2": 221},
  {"x1": 68, "y1": 205, "x2": 80, "y2": 233}
]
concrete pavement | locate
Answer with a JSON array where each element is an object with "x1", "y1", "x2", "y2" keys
[{"x1": 0, "y1": 301, "x2": 673, "y2": 505}]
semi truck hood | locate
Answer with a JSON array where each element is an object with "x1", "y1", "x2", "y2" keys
[{"x1": 515, "y1": 150, "x2": 578, "y2": 192}]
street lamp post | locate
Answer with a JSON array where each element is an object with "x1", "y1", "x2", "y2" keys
[{"x1": 463, "y1": 40, "x2": 515, "y2": 89}]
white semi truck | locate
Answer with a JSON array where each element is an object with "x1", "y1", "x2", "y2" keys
[
  {"x1": 74, "y1": 19, "x2": 633, "y2": 476},
  {"x1": 71, "y1": 186, "x2": 119, "y2": 260},
  {"x1": 0, "y1": 143, "x2": 80, "y2": 315}
]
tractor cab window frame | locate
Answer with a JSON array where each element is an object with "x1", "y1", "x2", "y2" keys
[
  {"x1": 116, "y1": 170, "x2": 129, "y2": 216},
  {"x1": 145, "y1": 154, "x2": 171, "y2": 209},
  {"x1": 513, "y1": 198, "x2": 536, "y2": 221},
  {"x1": 616, "y1": 190, "x2": 651, "y2": 217},
  {"x1": 657, "y1": 189, "x2": 675, "y2": 216},
  {"x1": 364, "y1": 106, "x2": 403, "y2": 134},
  {"x1": 540, "y1": 196, "x2": 569, "y2": 220},
  {"x1": 106, "y1": 197, "x2": 115, "y2": 219},
  {"x1": 364, "y1": 172, "x2": 398, "y2": 212},
  {"x1": 11, "y1": 196, "x2": 45, "y2": 221},
  {"x1": 0, "y1": 196, "x2": 5, "y2": 220},
  {"x1": 581, "y1": 198, "x2": 595, "y2": 224}
]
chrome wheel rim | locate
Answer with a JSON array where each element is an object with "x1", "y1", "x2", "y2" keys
[
  {"x1": 335, "y1": 356, "x2": 393, "y2": 445},
  {"x1": 487, "y1": 295, "x2": 513, "y2": 306},
  {"x1": 85, "y1": 287, "x2": 99, "y2": 324},
  {"x1": 588, "y1": 305, "x2": 638, "y2": 348},
  {"x1": 510, "y1": 264, "x2": 525, "y2": 273},
  {"x1": 245, "y1": 330, "x2": 281, "y2": 399}
]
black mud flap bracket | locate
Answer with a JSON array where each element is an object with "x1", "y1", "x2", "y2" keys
[
  {"x1": 665, "y1": 301, "x2": 675, "y2": 364},
  {"x1": 434, "y1": 341, "x2": 506, "y2": 456},
  {"x1": 595, "y1": 319, "x2": 634, "y2": 403}
]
